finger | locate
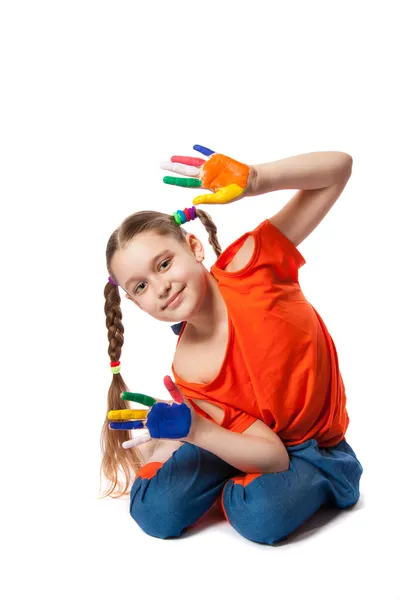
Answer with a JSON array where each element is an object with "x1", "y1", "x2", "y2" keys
[
  {"x1": 108, "y1": 409, "x2": 148, "y2": 421},
  {"x1": 171, "y1": 156, "x2": 205, "y2": 167},
  {"x1": 109, "y1": 420, "x2": 146, "y2": 430},
  {"x1": 193, "y1": 144, "x2": 215, "y2": 157},
  {"x1": 120, "y1": 391, "x2": 156, "y2": 407},
  {"x1": 122, "y1": 433, "x2": 151, "y2": 449},
  {"x1": 163, "y1": 176, "x2": 202, "y2": 188},
  {"x1": 160, "y1": 161, "x2": 200, "y2": 177},
  {"x1": 193, "y1": 184, "x2": 244, "y2": 205},
  {"x1": 163, "y1": 375, "x2": 184, "y2": 404}
]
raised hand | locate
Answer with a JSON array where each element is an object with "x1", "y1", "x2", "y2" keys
[
  {"x1": 108, "y1": 375, "x2": 198, "y2": 450},
  {"x1": 161, "y1": 144, "x2": 253, "y2": 205}
]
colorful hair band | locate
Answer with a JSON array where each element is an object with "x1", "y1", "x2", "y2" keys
[
  {"x1": 173, "y1": 206, "x2": 197, "y2": 225},
  {"x1": 110, "y1": 360, "x2": 121, "y2": 374}
]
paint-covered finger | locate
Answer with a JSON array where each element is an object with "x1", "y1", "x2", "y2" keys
[
  {"x1": 109, "y1": 420, "x2": 146, "y2": 430},
  {"x1": 120, "y1": 392, "x2": 156, "y2": 407},
  {"x1": 108, "y1": 409, "x2": 148, "y2": 421},
  {"x1": 122, "y1": 433, "x2": 151, "y2": 449},
  {"x1": 193, "y1": 144, "x2": 215, "y2": 157},
  {"x1": 163, "y1": 375, "x2": 184, "y2": 404},
  {"x1": 160, "y1": 162, "x2": 200, "y2": 177},
  {"x1": 192, "y1": 184, "x2": 244, "y2": 205},
  {"x1": 163, "y1": 176, "x2": 202, "y2": 188},
  {"x1": 171, "y1": 156, "x2": 205, "y2": 167}
]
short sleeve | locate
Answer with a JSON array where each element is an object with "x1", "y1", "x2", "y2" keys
[
  {"x1": 252, "y1": 218, "x2": 306, "y2": 283},
  {"x1": 227, "y1": 409, "x2": 258, "y2": 433}
]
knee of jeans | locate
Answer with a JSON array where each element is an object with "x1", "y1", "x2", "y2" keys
[
  {"x1": 130, "y1": 488, "x2": 186, "y2": 539},
  {"x1": 244, "y1": 513, "x2": 288, "y2": 544},
  {"x1": 230, "y1": 508, "x2": 288, "y2": 545},
  {"x1": 223, "y1": 486, "x2": 289, "y2": 544},
  {"x1": 129, "y1": 478, "x2": 187, "y2": 539}
]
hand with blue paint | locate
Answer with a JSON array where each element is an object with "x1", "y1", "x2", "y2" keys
[
  {"x1": 108, "y1": 375, "x2": 200, "y2": 450},
  {"x1": 161, "y1": 144, "x2": 256, "y2": 205}
]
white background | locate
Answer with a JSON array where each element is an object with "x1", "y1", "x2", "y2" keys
[{"x1": 1, "y1": 1, "x2": 399, "y2": 599}]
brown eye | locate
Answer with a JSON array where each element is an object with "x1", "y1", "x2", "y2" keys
[
  {"x1": 134, "y1": 282, "x2": 146, "y2": 294},
  {"x1": 159, "y1": 259, "x2": 171, "y2": 270},
  {"x1": 133, "y1": 259, "x2": 171, "y2": 294}
]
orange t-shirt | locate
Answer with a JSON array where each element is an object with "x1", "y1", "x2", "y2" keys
[{"x1": 171, "y1": 218, "x2": 349, "y2": 448}]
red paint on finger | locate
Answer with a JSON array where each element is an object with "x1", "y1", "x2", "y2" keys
[
  {"x1": 163, "y1": 375, "x2": 184, "y2": 404},
  {"x1": 171, "y1": 156, "x2": 205, "y2": 167}
]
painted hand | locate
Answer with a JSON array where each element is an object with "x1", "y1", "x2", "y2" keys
[
  {"x1": 108, "y1": 375, "x2": 200, "y2": 449},
  {"x1": 161, "y1": 144, "x2": 253, "y2": 205}
]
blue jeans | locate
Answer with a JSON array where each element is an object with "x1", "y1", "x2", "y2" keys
[{"x1": 130, "y1": 438, "x2": 363, "y2": 544}]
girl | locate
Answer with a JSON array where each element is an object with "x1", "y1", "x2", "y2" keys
[{"x1": 100, "y1": 146, "x2": 363, "y2": 544}]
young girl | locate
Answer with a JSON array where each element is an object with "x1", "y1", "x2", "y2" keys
[{"x1": 100, "y1": 146, "x2": 363, "y2": 545}]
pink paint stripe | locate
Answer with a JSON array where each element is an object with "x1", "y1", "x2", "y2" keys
[
  {"x1": 171, "y1": 156, "x2": 205, "y2": 167},
  {"x1": 163, "y1": 375, "x2": 184, "y2": 404}
]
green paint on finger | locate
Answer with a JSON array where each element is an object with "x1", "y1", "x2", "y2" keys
[
  {"x1": 121, "y1": 391, "x2": 156, "y2": 407},
  {"x1": 163, "y1": 176, "x2": 202, "y2": 188}
]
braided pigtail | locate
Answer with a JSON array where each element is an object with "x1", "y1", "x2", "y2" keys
[
  {"x1": 99, "y1": 281, "x2": 145, "y2": 499},
  {"x1": 194, "y1": 208, "x2": 222, "y2": 258}
]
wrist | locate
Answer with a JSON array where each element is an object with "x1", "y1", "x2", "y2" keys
[
  {"x1": 245, "y1": 165, "x2": 259, "y2": 196},
  {"x1": 189, "y1": 415, "x2": 223, "y2": 451},
  {"x1": 182, "y1": 407, "x2": 210, "y2": 444}
]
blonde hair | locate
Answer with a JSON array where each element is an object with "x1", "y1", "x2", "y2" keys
[{"x1": 99, "y1": 208, "x2": 222, "y2": 498}]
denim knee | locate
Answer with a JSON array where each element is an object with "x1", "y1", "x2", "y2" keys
[
  {"x1": 130, "y1": 477, "x2": 188, "y2": 539},
  {"x1": 129, "y1": 443, "x2": 237, "y2": 539},
  {"x1": 221, "y1": 481, "x2": 292, "y2": 544}
]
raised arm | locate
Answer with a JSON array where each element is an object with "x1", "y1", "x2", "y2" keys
[
  {"x1": 249, "y1": 151, "x2": 353, "y2": 247},
  {"x1": 162, "y1": 147, "x2": 353, "y2": 247}
]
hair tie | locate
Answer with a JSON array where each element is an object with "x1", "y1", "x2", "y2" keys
[
  {"x1": 173, "y1": 206, "x2": 197, "y2": 225},
  {"x1": 110, "y1": 360, "x2": 121, "y2": 374},
  {"x1": 108, "y1": 276, "x2": 118, "y2": 287}
]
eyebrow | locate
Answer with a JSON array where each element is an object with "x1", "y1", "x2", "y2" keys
[{"x1": 124, "y1": 250, "x2": 171, "y2": 289}]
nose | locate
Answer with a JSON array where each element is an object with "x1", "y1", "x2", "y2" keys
[{"x1": 156, "y1": 279, "x2": 171, "y2": 298}]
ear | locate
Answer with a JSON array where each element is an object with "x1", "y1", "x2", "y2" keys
[{"x1": 184, "y1": 232, "x2": 204, "y2": 262}]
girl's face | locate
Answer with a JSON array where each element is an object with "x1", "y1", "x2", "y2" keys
[{"x1": 110, "y1": 231, "x2": 208, "y2": 322}]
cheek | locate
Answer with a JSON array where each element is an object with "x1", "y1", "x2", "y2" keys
[
  {"x1": 173, "y1": 262, "x2": 191, "y2": 278},
  {"x1": 188, "y1": 269, "x2": 207, "y2": 299}
]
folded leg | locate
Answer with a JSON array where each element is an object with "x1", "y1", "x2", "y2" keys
[
  {"x1": 130, "y1": 442, "x2": 240, "y2": 539},
  {"x1": 221, "y1": 438, "x2": 363, "y2": 544}
]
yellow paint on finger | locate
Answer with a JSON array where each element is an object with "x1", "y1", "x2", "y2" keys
[
  {"x1": 193, "y1": 184, "x2": 244, "y2": 205},
  {"x1": 108, "y1": 409, "x2": 148, "y2": 421}
]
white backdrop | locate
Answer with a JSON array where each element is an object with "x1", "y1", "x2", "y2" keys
[{"x1": 1, "y1": 1, "x2": 399, "y2": 599}]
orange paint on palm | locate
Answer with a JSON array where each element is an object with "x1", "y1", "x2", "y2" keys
[{"x1": 201, "y1": 154, "x2": 250, "y2": 191}]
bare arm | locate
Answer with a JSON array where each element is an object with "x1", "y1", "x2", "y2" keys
[
  {"x1": 141, "y1": 418, "x2": 288, "y2": 474},
  {"x1": 246, "y1": 151, "x2": 353, "y2": 247},
  {"x1": 248, "y1": 151, "x2": 353, "y2": 194},
  {"x1": 186, "y1": 416, "x2": 289, "y2": 474}
]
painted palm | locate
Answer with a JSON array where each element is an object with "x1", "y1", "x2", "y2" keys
[{"x1": 161, "y1": 144, "x2": 250, "y2": 205}]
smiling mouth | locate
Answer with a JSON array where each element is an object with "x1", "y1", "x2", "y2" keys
[{"x1": 163, "y1": 288, "x2": 184, "y2": 309}]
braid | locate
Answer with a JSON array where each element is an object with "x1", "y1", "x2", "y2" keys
[
  {"x1": 99, "y1": 282, "x2": 145, "y2": 499},
  {"x1": 104, "y1": 284, "x2": 124, "y2": 361},
  {"x1": 195, "y1": 208, "x2": 222, "y2": 258}
]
